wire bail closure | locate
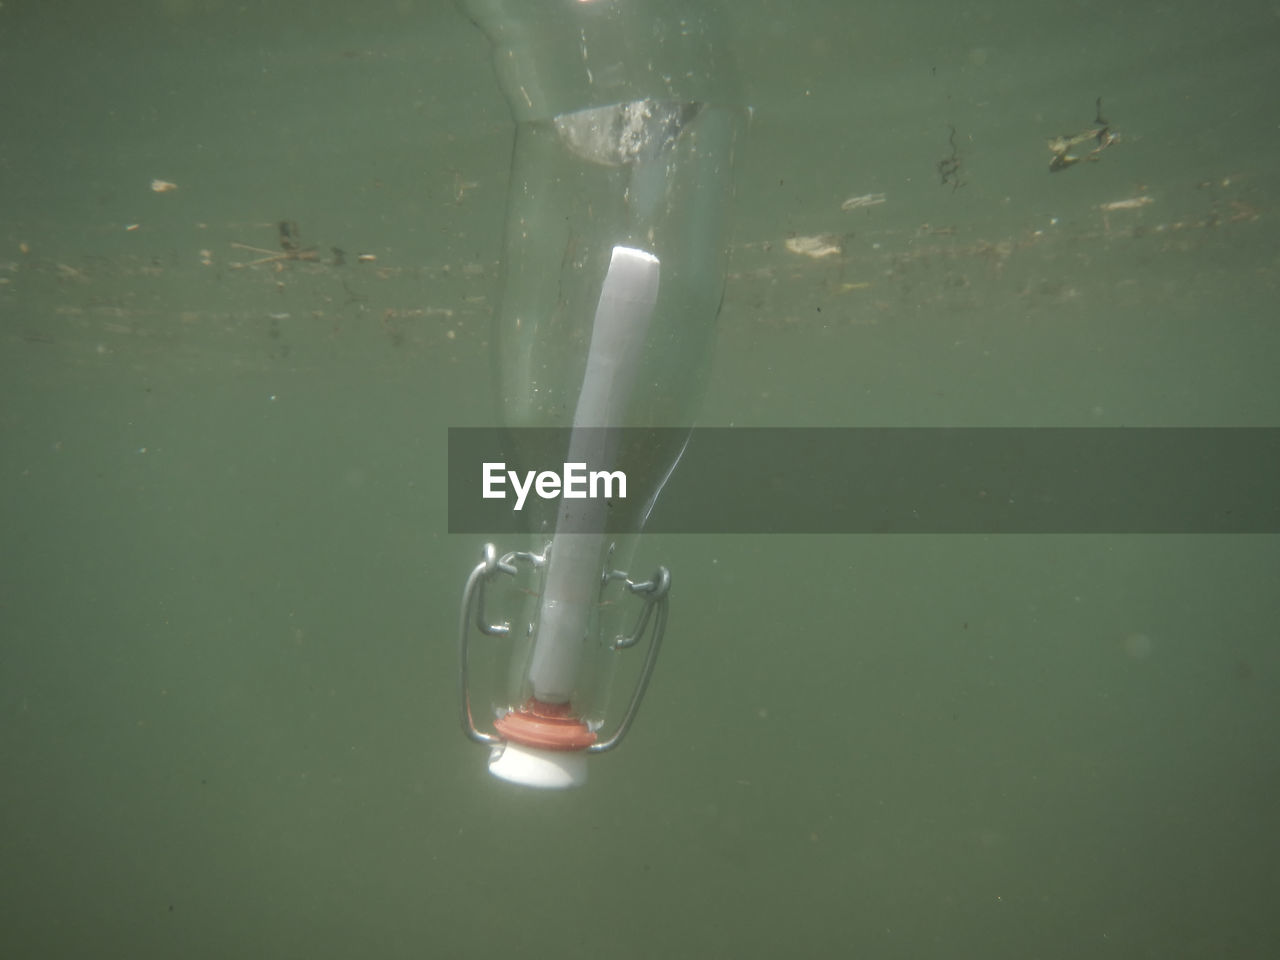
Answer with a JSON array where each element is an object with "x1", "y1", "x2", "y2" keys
[{"x1": 458, "y1": 542, "x2": 669, "y2": 754}]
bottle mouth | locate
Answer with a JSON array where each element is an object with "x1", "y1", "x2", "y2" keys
[{"x1": 493, "y1": 697, "x2": 598, "y2": 751}]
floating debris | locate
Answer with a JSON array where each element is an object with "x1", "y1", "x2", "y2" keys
[
  {"x1": 1098, "y1": 196, "x2": 1153, "y2": 212},
  {"x1": 1049, "y1": 98, "x2": 1119, "y2": 172},
  {"x1": 938, "y1": 125, "x2": 963, "y2": 190},
  {"x1": 150, "y1": 179, "x2": 178, "y2": 193},
  {"x1": 785, "y1": 234, "x2": 843, "y2": 259},
  {"x1": 229, "y1": 220, "x2": 326, "y2": 268},
  {"x1": 841, "y1": 192, "x2": 887, "y2": 211}
]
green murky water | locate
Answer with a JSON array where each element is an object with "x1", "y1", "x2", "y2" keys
[{"x1": 2, "y1": 2, "x2": 1277, "y2": 956}]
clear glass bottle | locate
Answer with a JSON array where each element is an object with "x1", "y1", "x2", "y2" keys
[{"x1": 459, "y1": 0, "x2": 743, "y2": 787}]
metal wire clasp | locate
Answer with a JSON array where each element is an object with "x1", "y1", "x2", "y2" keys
[{"x1": 457, "y1": 542, "x2": 670, "y2": 753}]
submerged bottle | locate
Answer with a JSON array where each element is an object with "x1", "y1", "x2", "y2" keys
[{"x1": 458, "y1": 0, "x2": 744, "y2": 787}]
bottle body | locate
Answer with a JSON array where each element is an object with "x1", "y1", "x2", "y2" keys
[{"x1": 463, "y1": 0, "x2": 742, "y2": 740}]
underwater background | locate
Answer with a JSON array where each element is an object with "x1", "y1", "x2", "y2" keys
[{"x1": 2, "y1": 1, "x2": 1277, "y2": 957}]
